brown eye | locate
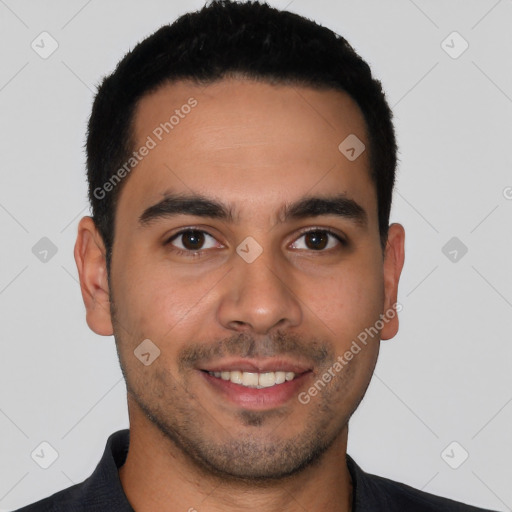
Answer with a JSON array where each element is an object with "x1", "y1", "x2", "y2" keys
[
  {"x1": 168, "y1": 229, "x2": 220, "y2": 252},
  {"x1": 290, "y1": 230, "x2": 343, "y2": 251},
  {"x1": 304, "y1": 231, "x2": 329, "y2": 250},
  {"x1": 180, "y1": 230, "x2": 205, "y2": 250}
]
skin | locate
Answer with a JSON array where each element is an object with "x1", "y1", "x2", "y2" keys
[{"x1": 74, "y1": 78, "x2": 405, "y2": 512}]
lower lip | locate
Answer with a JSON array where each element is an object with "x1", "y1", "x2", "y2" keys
[{"x1": 200, "y1": 371, "x2": 312, "y2": 410}]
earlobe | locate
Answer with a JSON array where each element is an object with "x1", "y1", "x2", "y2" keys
[
  {"x1": 380, "y1": 223, "x2": 405, "y2": 341},
  {"x1": 74, "y1": 216, "x2": 114, "y2": 336}
]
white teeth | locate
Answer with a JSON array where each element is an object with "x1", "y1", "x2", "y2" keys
[
  {"x1": 208, "y1": 370, "x2": 297, "y2": 388},
  {"x1": 242, "y1": 372, "x2": 259, "y2": 387},
  {"x1": 230, "y1": 370, "x2": 243, "y2": 384},
  {"x1": 275, "y1": 371, "x2": 286, "y2": 384},
  {"x1": 258, "y1": 372, "x2": 276, "y2": 387}
]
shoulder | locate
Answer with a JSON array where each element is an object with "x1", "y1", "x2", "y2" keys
[
  {"x1": 10, "y1": 429, "x2": 132, "y2": 512},
  {"x1": 10, "y1": 482, "x2": 85, "y2": 512},
  {"x1": 346, "y1": 455, "x2": 497, "y2": 512},
  {"x1": 364, "y1": 472, "x2": 496, "y2": 511}
]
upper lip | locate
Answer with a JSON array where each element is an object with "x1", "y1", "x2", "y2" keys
[{"x1": 199, "y1": 358, "x2": 312, "y2": 374}]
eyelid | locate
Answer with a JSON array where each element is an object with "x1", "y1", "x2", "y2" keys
[
  {"x1": 166, "y1": 227, "x2": 225, "y2": 247},
  {"x1": 165, "y1": 225, "x2": 222, "y2": 243},
  {"x1": 295, "y1": 226, "x2": 346, "y2": 240},
  {"x1": 289, "y1": 227, "x2": 347, "y2": 250}
]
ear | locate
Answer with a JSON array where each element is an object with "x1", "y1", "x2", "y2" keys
[
  {"x1": 74, "y1": 216, "x2": 114, "y2": 336},
  {"x1": 380, "y1": 223, "x2": 405, "y2": 341}
]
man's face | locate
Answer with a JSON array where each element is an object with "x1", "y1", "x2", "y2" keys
[{"x1": 80, "y1": 78, "x2": 403, "y2": 480}]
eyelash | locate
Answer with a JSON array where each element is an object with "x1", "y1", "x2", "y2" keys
[{"x1": 165, "y1": 227, "x2": 347, "y2": 258}]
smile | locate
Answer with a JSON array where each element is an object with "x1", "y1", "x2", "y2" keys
[{"x1": 206, "y1": 370, "x2": 297, "y2": 388}]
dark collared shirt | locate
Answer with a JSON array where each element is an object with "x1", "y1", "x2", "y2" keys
[{"x1": 14, "y1": 429, "x2": 496, "y2": 511}]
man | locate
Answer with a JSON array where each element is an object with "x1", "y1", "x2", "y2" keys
[{"x1": 15, "y1": 1, "x2": 497, "y2": 510}]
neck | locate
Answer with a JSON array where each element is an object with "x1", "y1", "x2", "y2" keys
[{"x1": 119, "y1": 406, "x2": 353, "y2": 512}]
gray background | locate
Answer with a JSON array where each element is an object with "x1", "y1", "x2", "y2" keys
[{"x1": 1, "y1": 0, "x2": 511, "y2": 510}]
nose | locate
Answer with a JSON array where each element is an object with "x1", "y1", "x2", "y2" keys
[{"x1": 216, "y1": 248, "x2": 302, "y2": 335}]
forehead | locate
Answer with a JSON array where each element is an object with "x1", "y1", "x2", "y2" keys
[{"x1": 118, "y1": 78, "x2": 376, "y2": 227}]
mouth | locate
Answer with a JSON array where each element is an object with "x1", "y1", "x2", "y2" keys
[
  {"x1": 203, "y1": 369, "x2": 299, "y2": 389},
  {"x1": 198, "y1": 359, "x2": 313, "y2": 409}
]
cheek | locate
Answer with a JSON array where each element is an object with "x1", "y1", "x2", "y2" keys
[
  {"x1": 302, "y1": 256, "x2": 385, "y2": 343},
  {"x1": 111, "y1": 254, "x2": 221, "y2": 344}
]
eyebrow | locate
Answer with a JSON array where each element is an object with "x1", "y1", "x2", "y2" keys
[{"x1": 138, "y1": 192, "x2": 367, "y2": 228}]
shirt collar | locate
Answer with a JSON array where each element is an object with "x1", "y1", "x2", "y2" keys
[{"x1": 84, "y1": 429, "x2": 134, "y2": 511}]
